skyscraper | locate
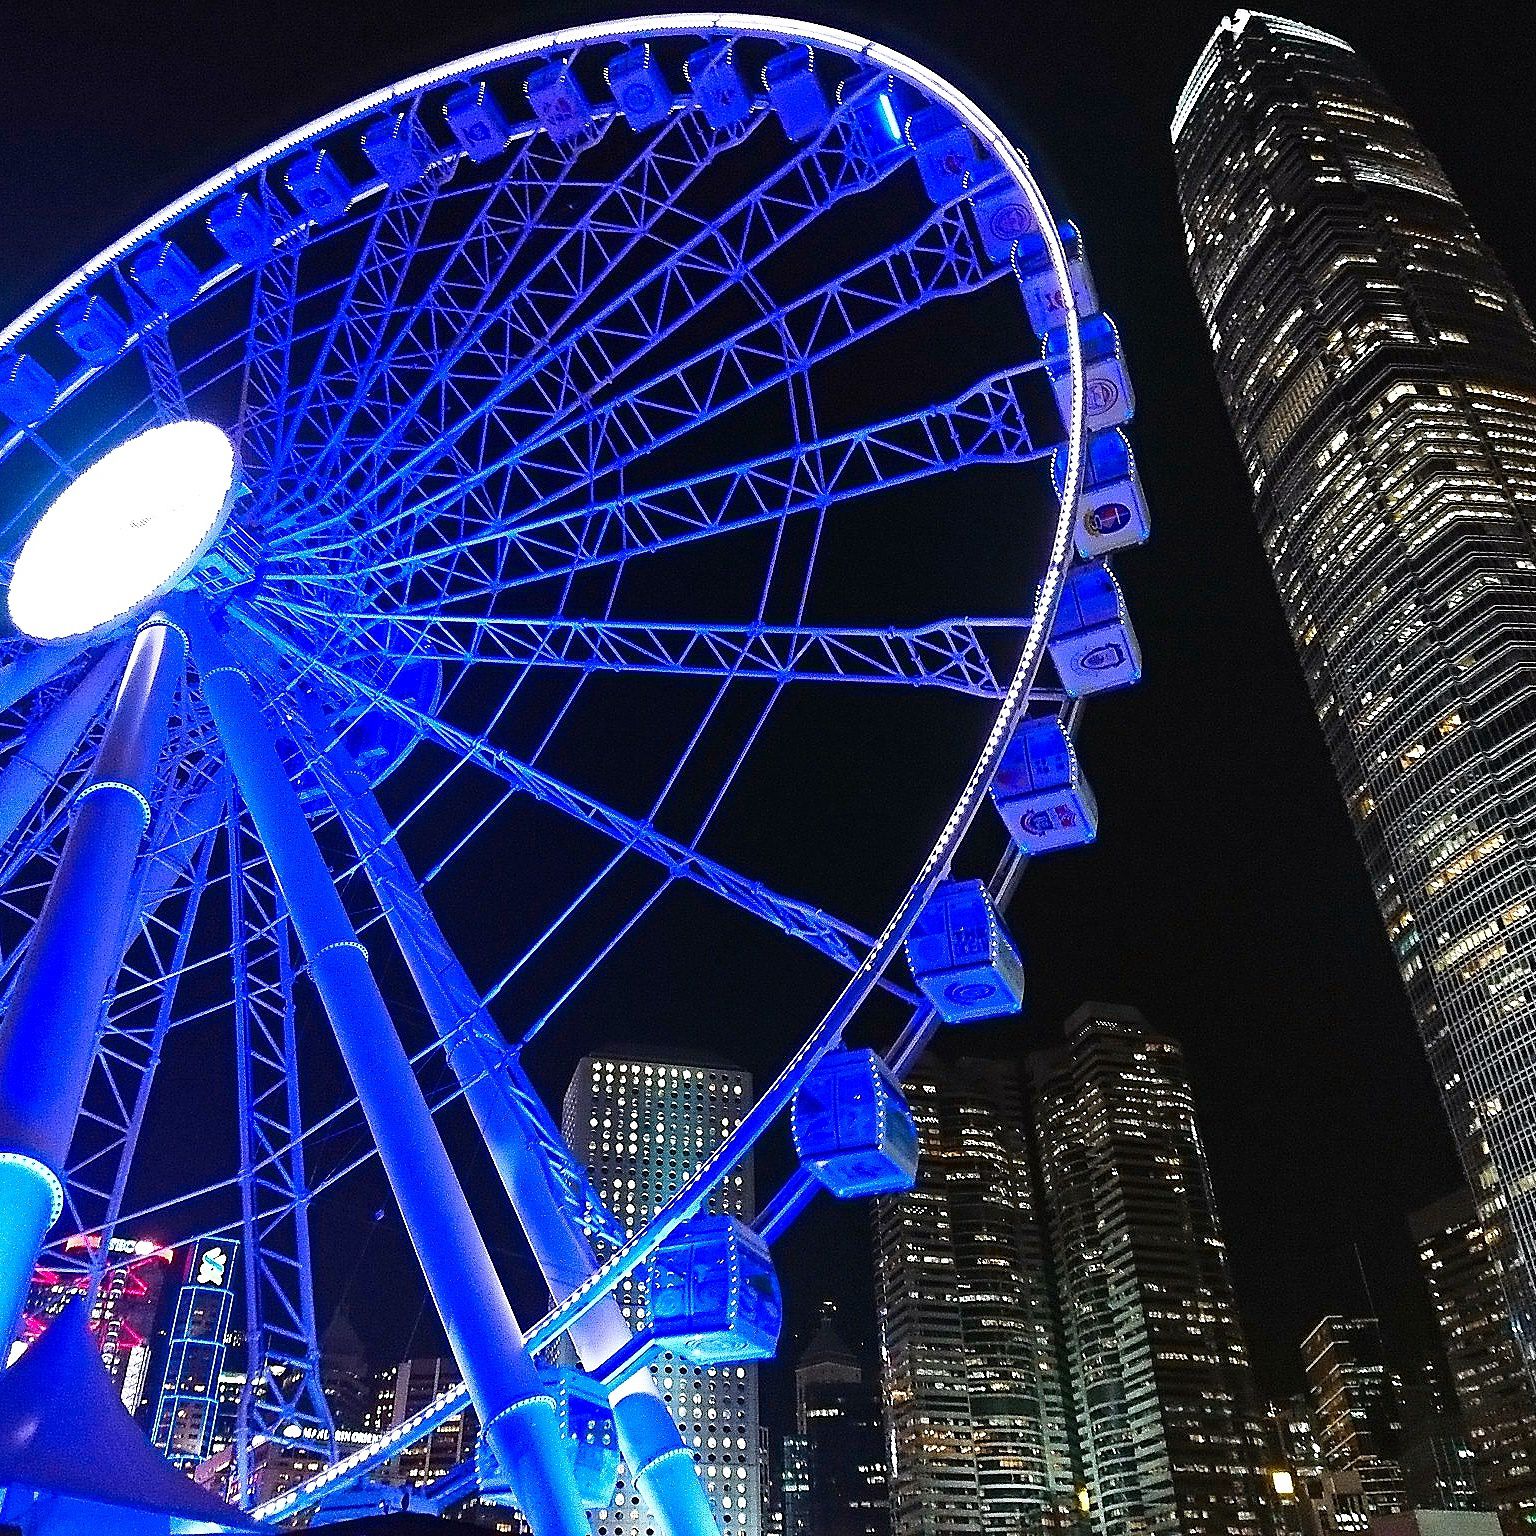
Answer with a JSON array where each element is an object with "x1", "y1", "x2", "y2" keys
[
  {"x1": 1173, "y1": 9, "x2": 1536, "y2": 1363},
  {"x1": 791, "y1": 1305, "x2": 889, "y2": 1536},
  {"x1": 151, "y1": 1237, "x2": 241, "y2": 1468},
  {"x1": 873, "y1": 1056, "x2": 1078, "y2": 1536},
  {"x1": 1412, "y1": 1189, "x2": 1536, "y2": 1519},
  {"x1": 1299, "y1": 1317, "x2": 1408, "y2": 1519},
  {"x1": 1030, "y1": 1005, "x2": 1268, "y2": 1536},
  {"x1": 563, "y1": 1052, "x2": 761, "y2": 1536}
]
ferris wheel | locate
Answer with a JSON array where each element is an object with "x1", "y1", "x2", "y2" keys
[{"x1": 0, "y1": 12, "x2": 1147, "y2": 1531}]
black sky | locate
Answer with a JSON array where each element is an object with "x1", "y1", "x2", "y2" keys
[{"x1": 4, "y1": 1, "x2": 1536, "y2": 1411}]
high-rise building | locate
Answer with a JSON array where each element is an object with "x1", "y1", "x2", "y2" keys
[
  {"x1": 1300, "y1": 1317, "x2": 1408, "y2": 1519},
  {"x1": 563, "y1": 1051, "x2": 761, "y2": 1536},
  {"x1": 1173, "y1": 9, "x2": 1536, "y2": 1365},
  {"x1": 151, "y1": 1237, "x2": 241, "y2": 1468},
  {"x1": 15, "y1": 1234, "x2": 174, "y2": 1414},
  {"x1": 1412, "y1": 1189, "x2": 1536, "y2": 1519},
  {"x1": 873, "y1": 1056, "x2": 1079, "y2": 1536},
  {"x1": 367, "y1": 1355, "x2": 477, "y2": 1485},
  {"x1": 791, "y1": 1305, "x2": 889, "y2": 1536},
  {"x1": 1031, "y1": 1005, "x2": 1268, "y2": 1536}
]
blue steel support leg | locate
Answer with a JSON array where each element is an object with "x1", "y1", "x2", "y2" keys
[
  {"x1": 295, "y1": 693, "x2": 720, "y2": 1536},
  {"x1": 180, "y1": 602, "x2": 590, "y2": 1536},
  {"x1": 0, "y1": 616, "x2": 185, "y2": 1348}
]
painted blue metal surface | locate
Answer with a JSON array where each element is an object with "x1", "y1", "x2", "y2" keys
[
  {"x1": 129, "y1": 241, "x2": 202, "y2": 315},
  {"x1": 991, "y1": 714, "x2": 1098, "y2": 853},
  {"x1": 791, "y1": 1048, "x2": 918, "y2": 1198},
  {"x1": 764, "y1": 46, "x2": 830, "y2": 141},
  {"x1": 526, "y1": 61, "x2": 596, "y2": 142},
  {"x1": 1047, "y1": 560, "x2": 1142, "y2": 696},
  {"x1": 606, "y1": 45, "x2": 673, "y2": 129},
  {"x1": 206, "y1": 189, "x2": 275, "y2": 264},
  {"x1": 644, "y1": 1214, "x2": 782, "y2": 1366},
  {"x1": 906, "y1": 105, "x2": 979, "y2": 202},
  {"x1": 361, "y1": 112, "x2": 435, "y2": 188},
  {"x1": 0, "y1": 351, "x2": 56, "y2": 425},
  {"x1": 905, "y1": 878, "x2": 1026, "y2": 1023},
  {"x1": 55, "y1": 293, "x2": 129, "y2": 364},
  {"x1": 443, "y1": 81, "x2": 512, "y2": 161},
  {"x1": 478, "y1": 1366, "x2": 620, "y2": 1511},
  {"x1": 686, "y1": 42, "x2": 751, "y2": 128},
  {"x1": 283, "y1": 149, "x2": 353, "y2": 225}
]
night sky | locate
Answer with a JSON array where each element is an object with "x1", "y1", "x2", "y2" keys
[{"x1": 5, "y1": 1, "x2": 1536, "y2": 1419}]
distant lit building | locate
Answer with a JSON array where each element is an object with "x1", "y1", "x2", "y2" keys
[
  {"x1": 1412, "y1": 1189, "x2": 1536, "y2": 1519},
  {"x1": 1300, "y1": 1317, "x2": 1408, "y2": 1519},
  {"x1": 1174, "y1": 9, "x2": 1536, "y2": 1367},
  {"x1": 17, "y1": 1233, "x2": 174, "y2": 1413},
  {"x1": 368, "y1": 1355, "x2": 476, "y2": 1485},
  {"x1": 320, "y1": 1306, "x2": 371, "y2": 1432},
  {"x1": 151, "y1": 1237, "x2": 241, "y2": 1468},
  {"x1": 791, "y1": 1305, "x2": 888, "y2": 1536},
  {"x1": 782, "y1": 1433, "x2": 813, "y2": 1536},
  {"x1": 873, "y1": 1056, "x2": 1078, "y2": 1536},
  {"x1": 1031, "y1": 1005, "x2": 1268, "y2": 1536},
  {"x1": 564, "y1": 1051, "x2": 762, "y2": 1536}
]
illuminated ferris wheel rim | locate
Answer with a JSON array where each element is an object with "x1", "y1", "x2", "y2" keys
[
  {"x1": 0, "y1": 14, "x2": 1104, "y2": 1524},
  {"x1": 0, "y1": 7, "x2": 1088, "y2": 977}
]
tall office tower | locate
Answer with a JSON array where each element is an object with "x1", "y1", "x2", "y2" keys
[
  {"x1": 1173, "y1": 9, "x2": 1536, "y2": 1363},
  {"x1": 367, "y1": 1356, "x2": 478, "y2": 1484},
  {"x1": 1031, "y1": 1005, "x2": 1268, "y2": 1536},
  {"x1": 15, "y1": 1234, "x2": 174, "y2": 1412},
  {"x1": 792, "y1": 1305, "x2": 889, "y2": 1536},
  {"x1": 564, "y1": 1052, "x2": 761, "y2": 1536},
  {"x1": 873, "y1": 1057, "x2": 1078, "y2": 1536},
  {"x1": 151, "y1": 1237, "x2": 241, "y2": 1468},
  {"x1": 1412, "y1": 1189, "x2": 1536, "y2": 1518},
  {"x1": 1300, "y1": 1317, "x2": 1408, "y2": 1518}
]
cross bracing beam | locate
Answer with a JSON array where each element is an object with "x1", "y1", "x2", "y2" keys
[
  {"x1": 268, "y1": 73, "x2": 901, "y2": 549},
  {"x1": 275, "y1": 358, "x2": 1051, "y2": 608}
]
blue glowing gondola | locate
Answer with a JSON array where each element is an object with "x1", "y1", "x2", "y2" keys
[
  {"x1": 764, "y1": 46, "x2": 830, "y2": 142},
  {"x1": 477, "y1": 1365, "x2": 620, "y2": 1512},
  {"x1": 527, "y1": 61, "x2": 595, "y2": 142},
  {"x1": 644, "y1": 1214, "x2": 781, "y2": 1366},
  {"x1": 840, "y1": 71, "x2": 911, "y2": 167},
  {"x1": 130, "y1": 242, "x2": 201, "y2": 315},
  {"x1": 906, "y1": 106, "x2": 979, "y2": 203},
  {"x1": 991, "y1": 716, "x2": 1098, "y2": 854},
  {"x1": 56, "y1": 295, "x2": 128, "y2": 365},
  {"x1": 0, "y1": 354, "x2": 56, "y2": 426},
  {"x1": 1011, "y1": 221, "x2": 1099, "y2": 337},
  {"x1": 1047, "y1": 561, "x2": 1141, "y2": 696},
  {"x1": 906, "y1": 879, "x2": 1025, "y2": 1024},
  {"x1": 443, "y1": 82, "x2": 512, "y2": 162},
  {"x1": 971, "y1": 177, "x2": 1039, "y2": 265},
  {"x1": 792, "y1": 1048, "x2": 918, "y2": 1198},
  {"x1": 1043, "y1": 313, "x2": 1134, "y2": 433},
  {"x1": 362, "y1": 113, "x2": 435, "y2": 189},
  {"x1": 284, "y1": 150, "x2": 353, "y2": 225},
  {"x1": 686, "y1": 43, "x2": 752, "y2": 129},
  {"x1": 1051, "y1": 429, "x2": 1151, "y2": 559},
  {"x1": 207, "y1": 190, "x2": 274, "y2": 264},
  {"x1": 607, "y1": 44, "x2": 672, "y2": 130}
]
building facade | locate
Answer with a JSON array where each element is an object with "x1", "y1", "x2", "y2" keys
[
  {"x1": 791, "y1": 1305, "x2": 889, "y2": 1536},
  {"x1": 1412, "y1": 1189, "x2": 1536, "y2": 1519},
  {"x1": 874, "y1": 1056, "x2": 1079, "y2": 1536},
  {"x1": 1031, "y1": 1005, "x2": 1268, "y2": 1536},
  {"x1": 1174, "y1": 9, "x2": 1536, "y2": 1364},
  {"x1": 563, "y1": 1052, "x2": 761, "y2": 1536},
  {"x1": 1300, "y1": 1317, "x2": 1408, "y2": 1518},
  {"x1": 367, "y1": 1355, "x2": 477, "y2": 1485},
  {"x1": 151, "y1": 1237, "x2": 241, "y2": 1468}
]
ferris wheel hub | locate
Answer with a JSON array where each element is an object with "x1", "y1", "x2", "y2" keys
[{"x1": 7, "y1": 419, "x2": 236, "y2": 643}]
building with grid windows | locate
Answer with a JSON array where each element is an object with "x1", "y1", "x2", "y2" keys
[
  {"x1": 563, "y1": 1052, "x2": 761, "y2": 1536},
  {"x1": 1412, "y1": 1190, "x2": 1536, "y2": 1519},
  {"x1": 1173, "y1": 11, "x2": 1536, "y2": 1368},
  {"x1": 1299, "y1": 1317, "x2": 1408, "y2": 1519},
  {"x1": 1030, "y1": 1006, "x2": 1269, "y2": 1536},
  {"x1": 872, "y1": 1056, "x2": 1079, "y2": 1536}
]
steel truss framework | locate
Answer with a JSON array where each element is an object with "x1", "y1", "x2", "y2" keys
[{"x1": 0, "y1": 13, "x2": 1122, "y2": 1534}]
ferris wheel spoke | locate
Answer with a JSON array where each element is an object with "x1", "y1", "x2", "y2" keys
[
  {"x1": 287, "y1": 196, "x2": 1010, "y2": 578},
  {"x1": 312, "y1": 613, "x2": 1024, "y2": 697},
  {"x1": 267, "y1": 77, "x2": 901, "y2": 549},
  {"x1": 284, "y1": 360, "x2": 1050, "y2": 600},
  {"x1": 260, "y1": 106, "x2": 734, "y2": 537},
  {"x1": 237, "y1": 233, "x2": 308, "y2": 489}
]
